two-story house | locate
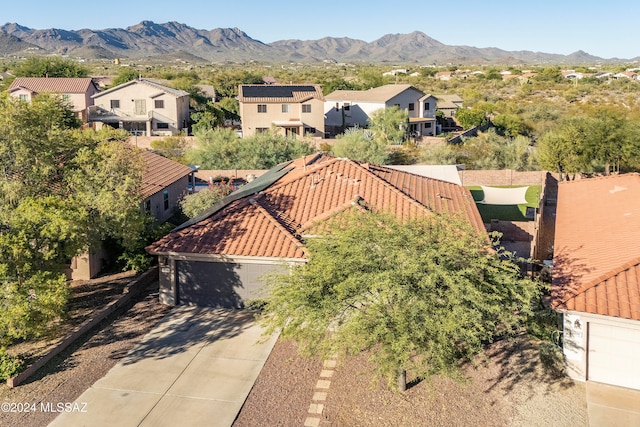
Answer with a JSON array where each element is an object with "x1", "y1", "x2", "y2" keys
[
  {"x1": 8, "y1": 77, "x2": 100, "y2": 123},
  {"x1": 88, "y1": 78, "x2": 190, "y2": 136},
  {"x1": 237, "y1": 84, "x2": 325, "y2": 138},
  {"x1": 324, "y1": 84, "x2": 437, "y2": 138}
]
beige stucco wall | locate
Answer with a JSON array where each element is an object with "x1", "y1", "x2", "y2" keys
[
  {"x1": 143, "y1": 175, "x2": 190, "y2": 223},
  {"x1": 240, "y1": 98, "x2": 325, "y2": 138},
  {"x1": 93, "y1": 82, "x2": 189, "y2": 135}
]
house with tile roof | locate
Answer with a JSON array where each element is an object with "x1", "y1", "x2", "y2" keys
[
  {"x1": 88, "y1": 78, "x2": 190, "y2": 137},
  {"x1": 72, "y1": 148, "x2": 195, "y2": 280},
  {"x1": 551, "y1": 174, "x2": 640, "y2": 390},
  {"x1": 238, "y1": 84, "x2": 325, "y2": 139},
  {"x1": 7, "y1": 77, "x2": 100, "y2": 123},
  {"x1": 146, "y1": 154, "x2": 484, "y2": 308},
  {"x1": 324, "y1": 84, "x2": 437, "y2": 138}
]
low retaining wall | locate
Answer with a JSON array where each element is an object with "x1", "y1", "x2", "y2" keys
[{"x1": 7, "y1": 266, "x2": 158, "y2": 388}]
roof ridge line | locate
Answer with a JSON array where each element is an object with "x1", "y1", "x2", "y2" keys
[
  {"x1": 559, "y1": 255, "x2": 640, "y2": 304},
  {"x1": 266, "y1": 156, "x2": 340, "y2": 192},
  {"x1": 346, "y1": 160, "x2": 433, "y2": 215}
]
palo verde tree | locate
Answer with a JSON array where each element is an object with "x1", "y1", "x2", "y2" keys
[
  {"x1": 258, "y1": 210, "x2": 537, "y2": 391},
  {"x1": 330, "y1": 128, "x2": 389, "y2": 164}
]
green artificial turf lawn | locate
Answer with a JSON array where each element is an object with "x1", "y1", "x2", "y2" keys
[{"x1": 466, "y1": 185, "x2": 541, "y2": 223}]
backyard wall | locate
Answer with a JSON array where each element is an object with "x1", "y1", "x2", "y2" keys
[{"x1": 458, "y1": 170, "x2": 551, "y2": 187}]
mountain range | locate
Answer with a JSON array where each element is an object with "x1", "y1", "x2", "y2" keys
[{"x1": 0, "y1": 21, "x2": 625, "y2": 64}]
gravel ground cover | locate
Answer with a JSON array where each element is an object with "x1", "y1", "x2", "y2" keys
[
  {"x1": 0, "y1": 278, "x2": 171, "y2": 427},
  {"x1": 235, "y1": 338, "x2": 587, "y2": 427}
]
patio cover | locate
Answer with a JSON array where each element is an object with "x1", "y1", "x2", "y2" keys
[{"x1": 479, "y1": 185, "x2": 528, "y2": 205}]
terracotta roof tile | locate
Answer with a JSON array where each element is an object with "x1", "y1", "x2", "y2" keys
[
  {"x1": 552, "y1": 174, "x2": 640, "y2": 320},
  {"x1": 140, "y1": 150, "x2": 194, "y2": 200},
  {"x1": 147, "y1": 156, "x2": 484, "y2": 260},
  {"x1": 8, "y1": 77, "x2": 97, "y2": 94}
]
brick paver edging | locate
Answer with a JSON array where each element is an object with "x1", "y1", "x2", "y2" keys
[
  {"x1": 304, "y1": 356, "x2": 337, "y2": 427},
  {"x1": 6, "y1": 266, "x2": 158, "y2": 388}
]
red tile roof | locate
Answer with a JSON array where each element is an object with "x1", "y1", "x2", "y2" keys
[
  {"x1": 147, "y1": 155, "x2": 484, "y2": 259},
  {"x1": 552, "y1": 174, "x2": 640, "y2": 320},
  {"x1": 8, "y1": 77, "x2": 97, "y2": 94},
  {"x1": 140, "y1": 150, "x2": 194, "y2": 200}
]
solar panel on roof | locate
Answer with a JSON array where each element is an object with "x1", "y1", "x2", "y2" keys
[{"x1": 242, "y1": 85, "x2": 316, "y2": 98}]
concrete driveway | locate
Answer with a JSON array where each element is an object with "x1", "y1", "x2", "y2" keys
[
  {"x1": 49, "y1": 306, "x2": 278, "y2": 427},
  {"x1": 587, "y1": 381, "x2": 640, "y2": 426}
]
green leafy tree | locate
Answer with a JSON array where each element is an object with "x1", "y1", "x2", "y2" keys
[
  {"x1": 536, "y1": 118, "x2": 590, "y2": 179},
  {"x1": 191, "y1": 102, "x2": 226, "y2": 133},
  {"x1": 185, "y1": 127, "x2": 240, "y2": 169},
  {"x1": 238, "y1": 131, "x2": 314, "y2": 169},
  {"x1": 13, "y1": 57, "x2": 89, "y2": 78},
  {"x1": 150, "y1": 134, "x2": 191, "y2": 163},
  {"x1": 110, "y1": 68, "x2": 140, "y2": 87},
  {"x1": 0, "y1": 96, "x2": 148, "y2": 346},
  {"x1": 369, "y1": 106, "x2": 409, "y2": 145},
  {"x1": 186, "y1": 128, "x2": 313, "y2": 169},
  {"x1": 180, "y1": 184, "x2": 234, "y2": 218},
  {"x1": 259, "y1": 210, "x2": 537, "y2": 390},
  {"x1": 455, "y1": 108, "x2": 487, "y2": 129},
  {"x1": 331, "y1": 128, "x2": 389, "y2": 165},
  {"x1": 219, "y1": 97, "x2": 240, "y2": 119}
]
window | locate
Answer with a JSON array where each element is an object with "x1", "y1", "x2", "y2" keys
[
  {"x1": 257, "y1": 104, "x2": 267, "y2": 113},
  {"x1": 18, "y1": 94, "x2": 28, "y2": 102},
  {"x1": 134, "y1": 99, "x2": 146, "y2": 115},
  {"x1": 425, "y1": 122, "x2": 432, "y2": 128},
  {"x1": 424, "y1": 102, "x2": 430, "y2": 110},
  {"x1": 282, "y1": 104, "x2": 290, "y2": 113},
  {"x1": 302, "y1": 104, "x2": 311, "y2": 113},
  {"x1": 344, "y1": 103, "x2": 351, "y2": 111},
  {"x1": 304, "y1": 127, "x2": 316, "y2": 135},
  {"x1": 110, "y1": 99, "x2": 120, "y2": 109},
  {"x1": 144, "y1": 199, "x2": 151, "y2": 212},
  {"x1": 154, "y1": 99, "x2": 165, "y2": 109},
  {"x1": 256, "y1": 127, "x2": 268, "y2": 133},
  {"x1": 157, "y1": 122, "x2": 169, "y2": 129},
  {"x1": 163, "y1": 190, "x2": 169, "y2": 210},
  {"x1": 408, "y1": 102, "x2": 415, "y2": 111},
  {"x1": 62, "y1": 94, "x2": 71, "y2": 103}
]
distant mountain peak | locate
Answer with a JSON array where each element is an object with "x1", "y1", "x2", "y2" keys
[{"x1": 0, "y1": 21, "x2": 617, "y2": 63}]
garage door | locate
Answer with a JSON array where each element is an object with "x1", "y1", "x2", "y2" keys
[
  {"x1": 588, "y1": 323, "x2": 640, "y2": 390},
  {"x1": 176, "y1": 260, "x2": 284, "y2": 308}
]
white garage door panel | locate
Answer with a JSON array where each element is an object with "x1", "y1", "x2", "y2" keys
[{"x1": 588, "y1": 323, "x2": 640, "y2": 390}]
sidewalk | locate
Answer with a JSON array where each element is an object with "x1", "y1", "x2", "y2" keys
[{"x1": 49, "y1": 306, "x2": 278, "y2": 427}]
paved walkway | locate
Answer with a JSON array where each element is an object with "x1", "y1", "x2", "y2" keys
[{"x1": 49, "y1": 306, "x2": 278, "y2": 427}]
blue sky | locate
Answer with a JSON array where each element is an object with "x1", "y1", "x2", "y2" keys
[{"x1": 3, "y1": 1, "x2": 638, "y2": 59}]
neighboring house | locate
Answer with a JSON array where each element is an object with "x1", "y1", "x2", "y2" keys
[
  {"x1": 140, "y1": 149, "x2": 196, "y2": 223},
  {"x1": 7, "y1": 77, "x2": 100, "y2": 123},
  {"x1": 435, "y1": 94, "x2": 464, "y2": 118},
  {"x1": 195, "y1": 84, "x2": 216, "y2": 102},
  {"x1": 88, "y1": 78, "x2": 190, "y2": 136},
  {"x1": 614, "y1": 71, "x2": 638, "y2": 80},
  {"x1": 551, "y1": 174, "x2": 640, "y2": 391},
  {"x1": 146, "y1": 154, "x2": 485, "y2": 308},
  {"x1": 237, "y1": 84, "x2": 325, "y2": 139},
  {"x1": 324, "y1": 84, "x2": 437, "y2": 138},
  {"x1": 72, "y1": 148, "x2": 195, "y2": 280}
]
